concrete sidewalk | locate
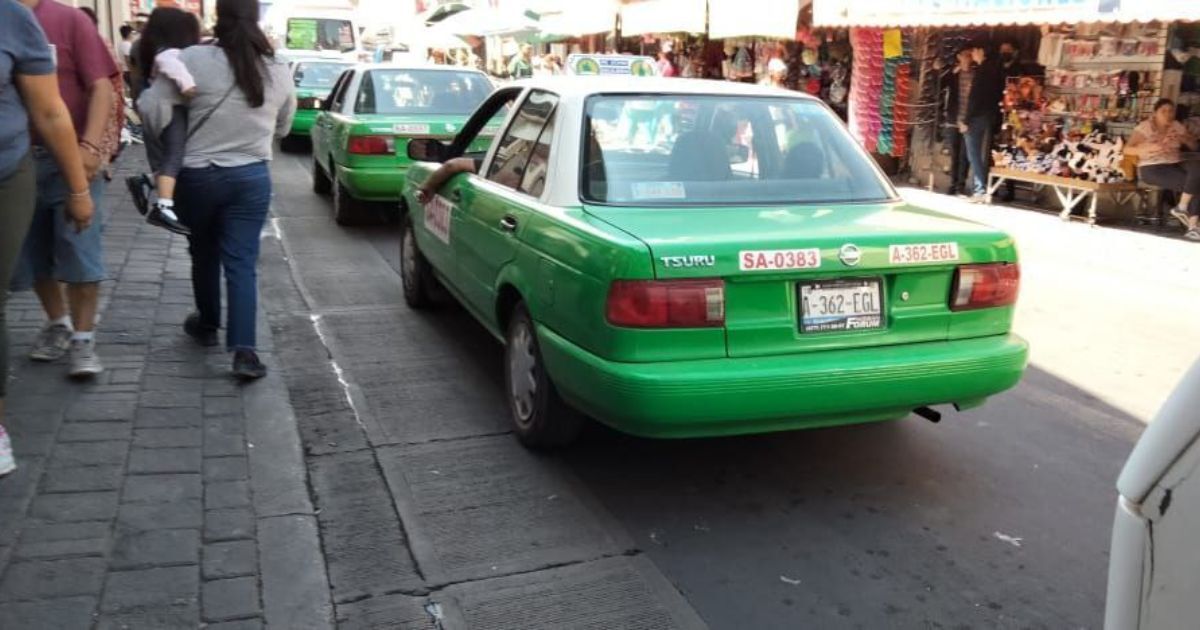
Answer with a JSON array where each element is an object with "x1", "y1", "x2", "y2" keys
[{"x1": 0, "y1": 148, "x2": 333, "y2": 629}]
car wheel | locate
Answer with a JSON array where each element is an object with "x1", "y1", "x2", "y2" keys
[
  {"x1": 400, "y1": 215, "x2": 436, "y2": 308},
  {"x1": 280, "y1": 135, "x2": 306, "y2": 153},
  {"x1": 504, "y1": 303, "x2": 583, "y2": 449},
  {"x1": 332, "y1": 177, "x2": 366, "y2": 226},
  {"x1": 312, "y1": 156, "x2": 331, "y2": 195}
]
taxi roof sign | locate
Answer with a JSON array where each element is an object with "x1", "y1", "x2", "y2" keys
[{"x1": 566, "y1": 54, "x2": 658, "y2": 77}]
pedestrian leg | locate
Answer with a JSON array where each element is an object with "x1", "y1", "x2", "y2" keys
[
  {"x1": 216, "y1": 163, "x2": 271, "y2": 352},
  {"x1": 177, "y1": 168, "x2": 223, "y2": 331}
]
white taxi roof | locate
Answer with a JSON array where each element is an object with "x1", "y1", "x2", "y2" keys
[
  {"x1": 506, "y1": 76, "x2": 820, "y2": 101},
  {"x1": 347, "y1": 62, "x2": 487, "y2": 74},
  {"x1": 474, "y1": 77, "x2": 843, "y2": 209}
]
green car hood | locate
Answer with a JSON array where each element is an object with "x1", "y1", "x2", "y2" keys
[{"x1": 583, "y1": 202, "x2": 1016, "y2": 279}]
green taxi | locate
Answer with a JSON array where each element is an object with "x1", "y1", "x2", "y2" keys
[
  {"x1": 310, "y1": 63, "x2": 494, "y2": 224},
  {"x1": 401, "y1": 77, "x2": 1028, "y2": 448},
  {"x1": 285, "y1": 57, "x2": 352, "y2": 149}
]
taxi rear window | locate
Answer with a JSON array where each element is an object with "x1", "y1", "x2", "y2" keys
[
  {"x1": 294, "y1": 62, "x2": 352, "y2": 89},
  {"x1": 354, "y1": 69, "x2": 492, "y2": 116},
  {"x1": 581, "y1": 95, "x2": 894, "y2": 206}
]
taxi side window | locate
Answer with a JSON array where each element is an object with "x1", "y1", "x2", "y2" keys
[
  {"x1": 486, "y1": 90, "x2": 559, "y2": 195},
  {"x1": 327, "y1": 71, "x2": 353, "y2": 111},
  {"x1": 519, "y1": 112, "x2": 554, "y2": 197},
  {"x1": 355, "y1": 72, "x2": 376, "y2": 113}
]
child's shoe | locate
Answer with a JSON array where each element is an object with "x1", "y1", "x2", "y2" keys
[
  {"x1": 147, "y1": 200, "x2": 191, "y2": 236},
  {"x1": 125, "y1": 173, "x2": 153, "y2": 216}
]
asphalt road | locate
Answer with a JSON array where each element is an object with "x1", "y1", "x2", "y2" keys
[{"x1": 263, "y1": 146, "x2": 1162, "y2": 629}]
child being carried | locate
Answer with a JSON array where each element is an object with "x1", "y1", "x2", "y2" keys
[{"x1": 125, "y1": 7, "x2": 200, "y2": 236}]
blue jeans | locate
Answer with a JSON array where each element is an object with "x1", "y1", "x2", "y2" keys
[
  {"x1": 11, "y1": 149, "x2": 108, "y2": 290},
  {"x1": 175, "y1": 162, "x2": 271, "y2": 351},
  {"x1": 963, "y1": 117, "x2": 993, "y2": 196}
]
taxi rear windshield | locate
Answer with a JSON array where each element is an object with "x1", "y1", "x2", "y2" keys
[
  {"x1": 582, "y1": 95, "x2": 894, "y2": 205},
  {"x1": 293, "y1": 62, "x2": 351, "y2": 89},
  {"x1": 354, "y1": 69, "x2": 492, "y2": 116}
]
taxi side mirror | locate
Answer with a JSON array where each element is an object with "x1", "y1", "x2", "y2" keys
[{"x1": 408, "y1": 138, "x2": 448, "y2": 162}]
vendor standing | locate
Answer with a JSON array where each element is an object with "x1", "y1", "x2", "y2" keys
[
  {"x1": 1126, "y1": 98, "x2": 1200, "y2": 241},
  {"x1": 962, "y1": 43, "x2": 1005, "y2": 201}
]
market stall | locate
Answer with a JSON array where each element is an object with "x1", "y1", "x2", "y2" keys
[{"x1": 815, "y1": 0, "x2": 1200, "y2": 225}]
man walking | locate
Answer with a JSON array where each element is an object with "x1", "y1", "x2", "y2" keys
[
  {"x1": 962, "y1": 43, "x2": 1004, "y2": 202},
  {"x1": 118, "y1": 24, "x2": 135, "y2": 89},
  {"x1": 508, "y1": 44, "x2": 533, "y2": 79},
  {"x1": 16, "y1": 0, "x2": 118, "y2": 377}
]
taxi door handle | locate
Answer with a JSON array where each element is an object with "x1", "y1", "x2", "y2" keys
[{"x1": 499, "y1": 215, "x2": 518, "y2": 232}]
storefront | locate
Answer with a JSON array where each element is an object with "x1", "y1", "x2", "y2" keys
[{"x1": 816, "y1": 0, "x2": 1200, "y2": 220}]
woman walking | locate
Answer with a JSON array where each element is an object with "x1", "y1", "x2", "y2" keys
[
  {"x1": 139, "y1": 0, "x2": 294, "y2": 379},
  {"x1": 1, "y1": 0, "x2": 94, "y2": 474}
]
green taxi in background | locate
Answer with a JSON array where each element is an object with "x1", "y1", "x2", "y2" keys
[
  {"x1": 401, "y1": 77, "x2": 1028, "y2": 448},
  {"x1": 284, "y1": 57, "x2": 352, "y2": 150},
  {"x1": 311, "y1": 63, "x2": 494, "y2": 224}
]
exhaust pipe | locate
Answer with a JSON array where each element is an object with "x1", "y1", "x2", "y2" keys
[{"x1": 913, "y1": 406, "x2": 942, "y2": 423}]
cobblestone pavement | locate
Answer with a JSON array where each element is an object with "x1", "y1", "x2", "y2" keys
[{"x1": 0, "y1": 148, "x2": 332, "y2": 629}]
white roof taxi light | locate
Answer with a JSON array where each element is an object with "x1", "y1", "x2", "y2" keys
[{"x1": 566, "y1": 54, "x2": 659, "y2": 77}]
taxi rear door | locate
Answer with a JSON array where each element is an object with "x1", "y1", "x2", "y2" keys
[{"x1": 452, "y1": 90, "x2": 559, "y2": 326}]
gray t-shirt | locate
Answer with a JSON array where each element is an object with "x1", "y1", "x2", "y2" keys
[
  {"x1": 179, "y1": 45, "x2": 295, "y2": 168},
  {"x1": 0, "y1": 0, "x2": 56, "y2": 181}
]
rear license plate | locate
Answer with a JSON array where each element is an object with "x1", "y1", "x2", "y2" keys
[{"x1": 798, "y1": 278, "x2": 883, "y2": 333}]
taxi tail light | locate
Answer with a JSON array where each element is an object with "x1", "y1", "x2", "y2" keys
[
  {"x1": 606, "y1": 280, "x2": 725, "y2": 328},
  {"x1": 348, "y1": 135, "x2": 394, "y2": 155},
  {"x1": 951, "y1": 263, "x2": 1020, "y2": 311}
]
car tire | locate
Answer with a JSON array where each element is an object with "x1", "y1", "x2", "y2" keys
[
  {"x1": 504, "y1": 302, "x2": 584, "y2": 449},
  {"x1": 280, "y1": 135, "x2": 306, "y2": 153},
  {"x1": 400, "y1": 215, "x2": 436, "y2": 309},
  {"x1": 312, "y1": 156, "x2": 331, "y2": 195},
  {"x1": 332, "y1": 177, "x2": 367, "y2": 226}
]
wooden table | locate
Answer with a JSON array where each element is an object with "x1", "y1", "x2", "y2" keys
[{"x1": 986, "y1": 168, "x2": 1144, "y2": 225}]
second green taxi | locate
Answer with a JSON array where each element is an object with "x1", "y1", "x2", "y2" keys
[
  {"x1": 283, "y1": 56, "x2": 352, "y2": 151},
  {"x1": 310, "y1": 63, "x2": 494, "y2": 224}
]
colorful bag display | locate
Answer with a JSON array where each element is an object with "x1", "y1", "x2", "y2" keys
[{"x1": 849, "y1": 28, "x2": 913, "y2": 158}]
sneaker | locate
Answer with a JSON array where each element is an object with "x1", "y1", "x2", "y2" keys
[
  {"x1": 1185, "y1": 229, "x2": 1200, "y2": 242},
  {"x1": 184, "y1": 313, "x2": 219, "y2": 347},
  {"x1": 68, "y1": 339, "x2": 104, "y2": 378},
  {"x1": 0, "y1": 425, "x2": 15, "y2": 477},
  {"x1": 969, "y1": 193, "x2": 990, "y2": 204},
  {"x1": 1169, "y1": 207, "x2": 1191, "y2": 230},
  {"x1": 147, "y1": 202, "x2": 191, "y2": 236},
  {"x1": 29, "y1": 323, "x2": 72, "y2": 361},
  {"x1": 232, "y1": 350, "x2": 267, "y2": 381},
  {"x1": 125, "y1": 174, "x2": 152, "y2": 216}
]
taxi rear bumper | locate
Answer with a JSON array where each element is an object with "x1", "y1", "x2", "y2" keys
[
  {"x1": 336, "y1": 163, "x2": 408, "y2": 202},
  {"x1": 537, "y1": 326, "x2": 1028, "y2": 438}
]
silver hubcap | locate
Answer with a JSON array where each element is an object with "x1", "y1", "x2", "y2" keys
[
  {"x1": 508, "y1": 320, "x2": 538, "y2": 424},
  {"x1": 401, "y1": 226, "x2": 417, "y2": 289}
]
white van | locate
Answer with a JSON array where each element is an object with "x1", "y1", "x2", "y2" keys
[{"x1": 267, "y1": 2, "x2": 365, "y2": 62}]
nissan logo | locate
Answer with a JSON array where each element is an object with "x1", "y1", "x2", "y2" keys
[{"x1": 839, "y1": 243, "x2": 862, "y2": 266}]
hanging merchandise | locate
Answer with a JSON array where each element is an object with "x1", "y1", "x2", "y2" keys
[{"x1": 849, "y1": 27, "x2": 912, "y2": 158}]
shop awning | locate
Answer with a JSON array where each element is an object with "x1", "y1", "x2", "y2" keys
[
  {"x1": 619, "y1": 0, "x2": 706, "y2": 35},
  {"x1": 708, "y1": 0, "x2": 803, "y2": 39},
  {"x1": 427, "y1": 7, "x2": 540, "y2": 38},
  {"x1": 533, "y1": 2, "x2": 618, "y2": 40},
  {"x1": 813, "y1": 0, "x2": 1200, "y2": 28}
]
